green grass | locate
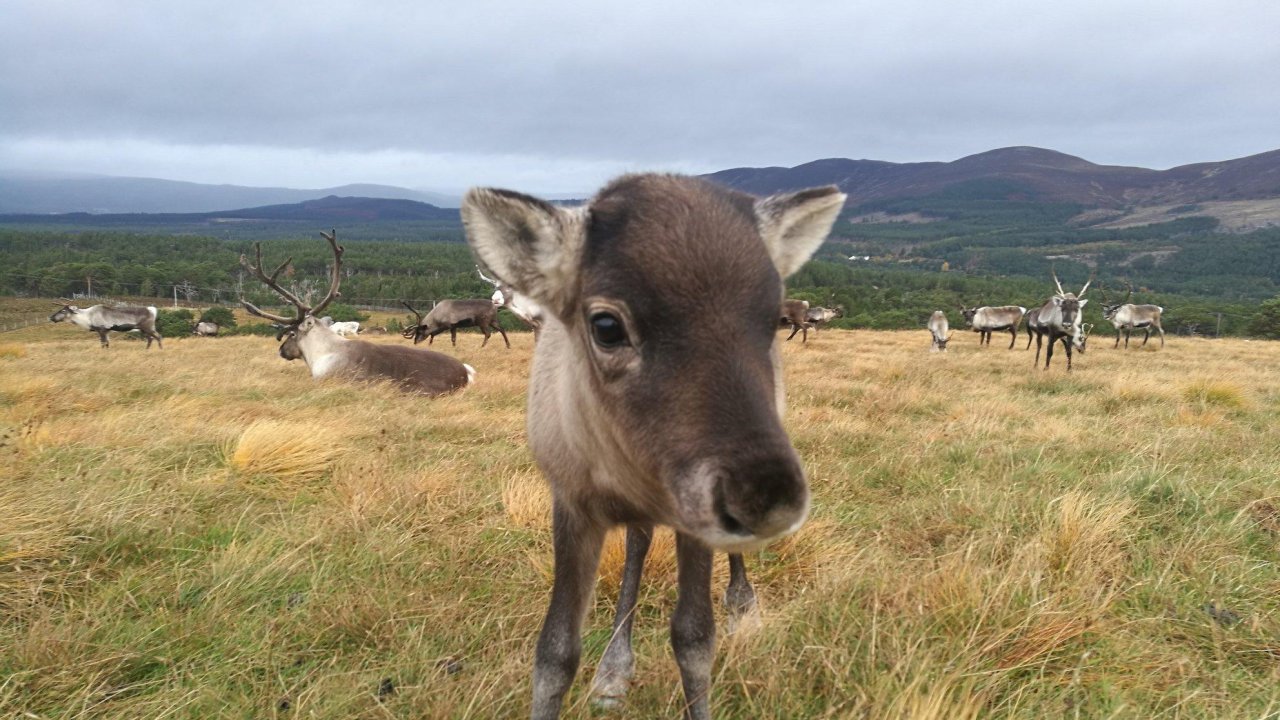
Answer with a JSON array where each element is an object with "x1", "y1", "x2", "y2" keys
[{"x1": 2, "y1": 319, "x2": 1280, "y2": 718}]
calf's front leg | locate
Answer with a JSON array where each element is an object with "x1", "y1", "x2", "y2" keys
[
  {"x1": 532, "y1": 503, "x2": 606, "y2": 720},
  {"x1": 672, "y1": 533, "x2": 715, "y2": 720}
]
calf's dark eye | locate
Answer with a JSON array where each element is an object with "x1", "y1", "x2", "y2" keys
[{"x1": 589, "y1": 312, "x2": 629, "y2": 348}]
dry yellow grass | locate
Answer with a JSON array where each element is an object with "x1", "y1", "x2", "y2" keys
[{"x1": 2, "y1": 322, "x2": 1280, "y2": 718}]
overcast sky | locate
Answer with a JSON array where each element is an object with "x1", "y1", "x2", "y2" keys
[{"x1": 2, "y1": 0, "x2": 1278, "y2": 194}]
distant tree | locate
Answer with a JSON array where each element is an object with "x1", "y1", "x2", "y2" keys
[
  {"x1": 325, "y1": 303, "x2": 369, "y2": 322},
  {"x1": 1247, "y1": 297, "x2": 1280, "y2": 339},
  {"x1": 198, "y1": 306, "x2": 237, "y2": 329},
  {"x1": 156, "y1": 308, "x2": 195, "y2": 337}
]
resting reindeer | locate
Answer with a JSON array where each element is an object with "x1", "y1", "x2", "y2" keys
[
  {"x1": 928, "y1": 310, "x2": 953, "y2": 351},
  {"x1": 1101, "y1": 282, "x2": 1165, "y2": 349},
  {"x1": 193, "y1": 321, "x2": 219, "y2": 337},
  {"x1": 401, "y1": 297, "x2": 510, "y2": 348},
  {"x1": 780, "y1": 298, "x2": 813, "y2": 342},
  {"x1": 240, "y1": 230, "x2": 474, "y2": 396},
  {"x1": 464, "y1": 173, "x2": 844, "y2": 720},
  {"x1": 960, "y1": 304, "x2": 1026, "y2": 348},
  {"x1": 1029, "y1": 270, "x2": 1091, "y2": 371},
  {"x1": 478, "y1": 265, "x2": 545, "y2": 334},
  {"x1": 49, "y1": 301, "x2": 162, "y2": 349}
]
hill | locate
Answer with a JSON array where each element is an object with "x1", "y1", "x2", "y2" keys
[
  {"x1": 0, "y1": 172, "x2": 460, "y2": 214},
  {"x1": 705, "y1": 146, "x2": 1280, "y2": 230}
]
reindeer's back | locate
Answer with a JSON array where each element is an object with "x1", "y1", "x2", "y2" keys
[{"x1": 352, "y1": 342, "x2": 472, "y2": 396}]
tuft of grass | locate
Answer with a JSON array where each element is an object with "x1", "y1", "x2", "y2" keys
[
  {"x1": 225, "y1": 419, "x2": 341, "y2": 489},
  {"x1": 0, "y1": 343, "x2": 26, "y2": 359},
  {"x1": 1181, "y1": 378, "x2": 1249, "y2": 409}
]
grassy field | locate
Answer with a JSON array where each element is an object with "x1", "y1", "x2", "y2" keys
[{"x1": 2, "y1": 317, "x2": 1280, "y2": 719}]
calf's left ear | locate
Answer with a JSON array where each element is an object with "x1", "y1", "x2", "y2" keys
[
  {"x1": 755, "y1": 186, "x2": 847, "y2": 279},
  {"x1": 462, "y1": 188, "x2": 587, "y2": 316}
]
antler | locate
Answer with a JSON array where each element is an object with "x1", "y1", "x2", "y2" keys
[
  {"x1": 1051, "y1": 267, "x2": 1066, "y2": 297},
  {"x1": 239, "y1": 243, "x2": 307, "y2": 324},
  {"x1": 1079, "y1": 271, "x2": 1095, "y2": 297},
  {"x1": 1123, "y1": 280, "x2": 1133, "y2": 304},
  {"x1": 311, "y1": 230, "x2": 344, "y2": 317},
  {"x1": 401, "y1": 301, "x2": 425, "y2": 341},
  {"x1": 239, "y1": 229, "x2": 345, "y2": 325},
  {"x1": 476, "y1": 265, "x2": 501, "y2": 288}
]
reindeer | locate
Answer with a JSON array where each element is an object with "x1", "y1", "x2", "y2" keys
[
  {"x1": 240, "y1": 230, "x2": 474, "y2": 396},
  {"x1": 401, "y1": 297, "x2": 510, "y2": 348},
  {"x1": 805, "y1": 304, "x2": 844, "y2": 331},
  {"x1": 193, "y1": 321, "x2": 219, "y2": 337},
  {"x1": 478, "y1": 265, "x2": 545, "y2": 334},
  {"x1": 49, "y1": 302, "x2": 163, "y2": 349},
  {"x1": 1029, "y1": 270, "x2": 1091, "y2": 371},
  {"x1": 960, "y1": 304, "x2": 1026, "y2": 348},
  {"x1": 1101, "y1": 282, "x2": 1165, "y2": 349},
  {"x1": 780, "y1": 298, "x2": 813, "y2": 342},
  {"x1": 329, "y1": 320, "x2": 360, "y2": 337},
  {"x1": 463, "y1": 174, "x2": 844, "y2": 720},
  {"x1": 928, "y1": 310, "x2": 954, "y2": 351}
]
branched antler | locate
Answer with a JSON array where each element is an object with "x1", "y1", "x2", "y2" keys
[{"x1": 239, "y1": 229, "x2": 344, "y2": 325}]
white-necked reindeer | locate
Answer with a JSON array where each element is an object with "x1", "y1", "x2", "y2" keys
[
  {"x1": 464, "y1": 174, "x2": 845, "y2": 720},
  {"x1": 928, "y1": 310, "x2": 954, "y2": 351},
  {"x1": 240, "y1": 231, "x2": 474, "y2": 396},
  {"x1": 49, "y1": 302, "x2": 163, "y2": 349},
  {"x1": 1029, "y1": 270, "x2": 1092, "y2": 371},
  {"x1": 478, "y1": 265, "x2": 545, "y2": 334}
]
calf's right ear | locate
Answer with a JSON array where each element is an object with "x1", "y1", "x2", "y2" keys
[{"x1": 462, "y1": 188, "x2": 587, "y2": 317}]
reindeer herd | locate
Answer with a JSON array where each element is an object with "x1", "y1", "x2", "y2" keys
[{"x1": 42, "y1": 173, "x2": 1185, "y2": 719}]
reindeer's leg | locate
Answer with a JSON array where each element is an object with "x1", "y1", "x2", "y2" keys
[
  {"x1": 531, "y1": 503, "x2": 606, "y2": 720},
  {"x1": 1114, "y1": 329, "x2": 1120, "y2": 349},
  {"x1": 97, "y1": 330, "x2": 110, "y2": 348},
  {"x1": 1124, "y1": 329, "x2": 1131, "y2": 349},
  {"x1": 1064, "y1": 336, "x2": 1073, "y2": 371},
  {"x1": 724, "y1": 553, "x2": 756, "y2": 618},
  {"x1": 1025, "y1": 328, "x2": 1034, "y2": 350},
  {"x1": 801, "y1": 324, "x2": 808, "y2": 343},
  {"x1": 1035, "y1": 333, "x2": 1043, "y2": 365},
  {"x1": 1008, "y1": 327, "x2": 1017, "y2": 349},
  {"x1": 449, "y1": 327, "x2": 458, "y2": 346},
  {"x1": 590, "y1": 524, "x2": 653, "y2": 708},
  {"x1": 480, "y1": 324, "x2": 492, "y2": 348},
  {"x1": 1141, "y1": 328, "x2": 1151, "y2": 347},
  {"x1": 672, "y1": 533, "x2": 715, "y2": 720},
  {"x1": 1157, "y1": 324, "x2": 1165, "y2": 348},
  {"x1": 1043, "y1": 334, "x2": 1054, "y2": 369},
  {"x1": 785, "y1": 324, "x2": 801, "y2": 342},
  {"x1": 151, "y1": 330, "x2": 163, "y2": 349},
  {"x1": 497, "y1": 324, "x2": 511, "y2": 348}
]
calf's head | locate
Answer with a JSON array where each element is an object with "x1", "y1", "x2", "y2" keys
[{"x1": 464, "y1": 174, "x2": 845, "y2": 551}]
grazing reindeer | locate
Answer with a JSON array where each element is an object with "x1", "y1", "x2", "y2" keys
[
  {"x1": 478, "y1": 265, "x2": 545, "y2": 333},
  {"x1": 960, "y1": 305, "x2": 1026, "y2": 348},
  {"x1": 1030, "y1": 270, "x2": 1091, "y2": 371},
  {"x1": 401, "y1": 296, "x2": 510, "y2": 348},
  {"x1": 193, "y1": 321, "x2": 219, "y2": 337},
  {"x1": 49, "y1": 301, "x2": 163, "y2": 349},
  {"x1": 463, "y1": 174, "x2": 844, "y2": 720},
  {"x1": 805, "y1": 304, "x2": 844, "y2": 331},
  {"x1": 780, "y1": 298, "x2": 813, "y2": 342},
  {"x1": 928, "y1": 310, "x2": 954, "y2": 351},
  {"x1": 1101, "y1": 283, "x2": 1165, "y2": 349},
  {"x1": 240, "y1": 230, "x2": 474, "y2": 396}
]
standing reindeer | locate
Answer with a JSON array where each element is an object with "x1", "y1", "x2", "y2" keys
[
  {"x1": 780, "y1": 298, "x2": 813, "y2": 342},
  {"x1": 805, "y1": 304, "x2": 844, "y2": 331},
  {"x1": 478, "y1": 265, "x2": 545, "y2": 333},
  {"x1": 49, "y1": 302, "x2": 163, "y2": 349},
  {"x1": 401, "y1": 297, "x2": 510, "y2": 348},
  {"x1": 240, "y1": 230, "x2": 474, "y2": 396},
  {"x1": 1101, "y1": 282, "x2": 1165, "y2": 349},
  {"x1": 463, "y1": 174, "x2": 844, "y2": 720},
  {"x1": 928, "y1": 310, "x2": 953, "y2": 351},
  {"x1": 1029, "y1": 270, "x2": 1091, "y2": 371},
  {"x1": 960, "y1": 305, "x2": 1026, "y2": 348}
]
